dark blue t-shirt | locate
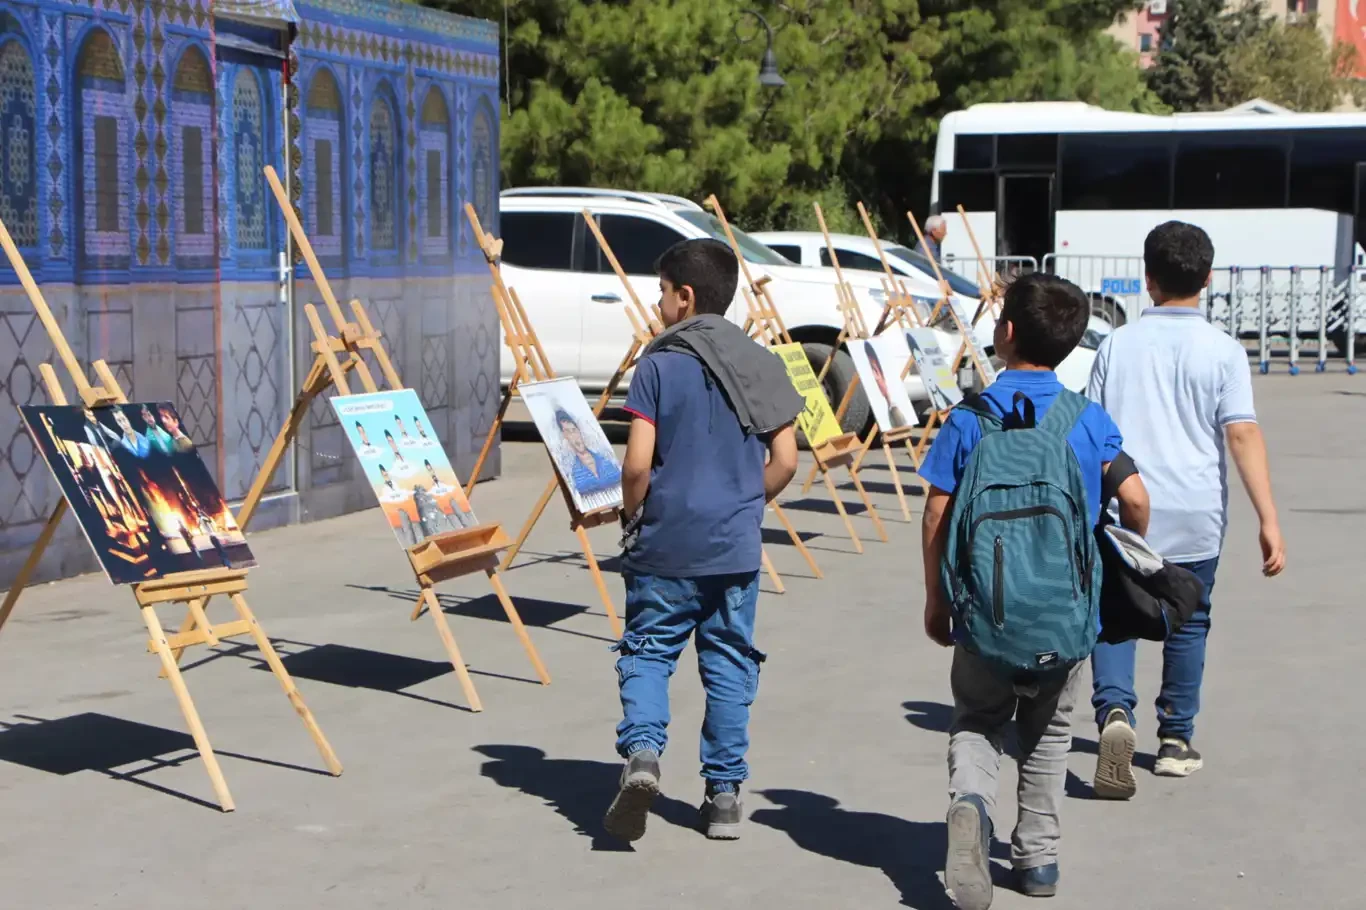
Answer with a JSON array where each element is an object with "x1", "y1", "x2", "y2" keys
[
  {"x1": 919, "y1": 370, "x2": 1123, "y2": 528},
  {"x1": 622, "y1": 351, "x2": 767, "y2": 577}
]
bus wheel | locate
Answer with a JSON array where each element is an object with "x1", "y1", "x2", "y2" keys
[{"x1": 800, "y1": 341, "x2": 870, "y2": 448}]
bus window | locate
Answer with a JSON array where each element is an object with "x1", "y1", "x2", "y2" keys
[
  {"x1": 1060, "y1": 133, "x2": 1172, "y2": 210},
  {"x1": 955, "y1": 134, "x2": 994, "y2": 170},
  {"x1": 1175, "y1": 131, "x2": 1289, "y2": 209},
  {"x1": 1289, "y1": 128, "x2": 1366, "y2": 213},
  {"x1": 996, "y1": 133, "x2": 1058, "y2": 170},
  {"x1": 937, "y1": 171, "x2": 997, "y2": 214}
]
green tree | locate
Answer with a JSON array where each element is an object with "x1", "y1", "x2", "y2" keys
[
  {"x1": 433, "y1": 0, "x2": 1159, "y2": 238},
  {"x1": 1223, "y1": 20, "x2": 1364, "y2": 112},
  {"x1": 1145, "y1": 0, "x2": 1267, "y2": 111}
]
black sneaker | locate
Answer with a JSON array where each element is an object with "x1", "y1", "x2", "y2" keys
[
  {"x1": 603, "y1": 750, "x2": 660, "y2": 842},
  {"x1": 945, "y1": 794, "x2": 993, "y2": 910},
  {"x1": 1093, "y1": 707, "x2": 1138, "y2": 800},
  {"x1": 700, "y1": 783, "x2": 743, "y2": 840},
  {"x1": 1154, "y1": 738, "x2": 1203, "y2": 777}
]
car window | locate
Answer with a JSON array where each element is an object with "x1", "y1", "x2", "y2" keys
[
  {"x1": 765, "y1": 244, "x2": 802, "y2": 263},
  {"x1": 592, "y1": 214, "x2": 688, "y2": 274},
  {"x1": 673, "y1": 211, "x2": 790, "y2": 265},
  {"x1": 885, "y1": 244, "x2": 981, "y2": 298},
  {"x1": 500, "y1": 211, "x2": 576, "y2": 271},
  {"x1": 820, "y1": 248, "x2": 884, "y2": 273}
]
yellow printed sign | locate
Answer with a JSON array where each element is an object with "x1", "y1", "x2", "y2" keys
[{"x1": 772, "y1": 343, "x2": 843, "y2": 447}]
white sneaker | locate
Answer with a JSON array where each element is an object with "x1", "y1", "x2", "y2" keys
[{"x1": 1093, "y1": 707, "x2": 1138, "y2": 799}]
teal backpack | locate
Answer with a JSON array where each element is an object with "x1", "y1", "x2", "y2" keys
[{"x1": 941, "y1": 389, "x2": 1101, "y2": 679}]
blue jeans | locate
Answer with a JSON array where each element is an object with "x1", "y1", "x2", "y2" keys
[
  {"x1": 1091, "y1": 557, "x2": 1218, "y2": 743},
  {"x1": 613, "y1": 571, "x2": 764, "y2": 784}
]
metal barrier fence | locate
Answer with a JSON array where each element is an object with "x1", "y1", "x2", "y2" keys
[
  {"x1": 1035, "y1": 254, "x2": 1366, "y2": 375},
  {"x1": 941, "y1": 255, "x2": 1038, "y2": 287}
]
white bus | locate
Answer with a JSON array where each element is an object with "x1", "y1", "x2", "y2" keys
[{"x1": 932, "y1": 101, "x2": 1366, "y2": 328}]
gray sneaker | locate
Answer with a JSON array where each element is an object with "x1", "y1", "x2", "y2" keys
[
  {"x1": 945, "y1": 794, "x2": 993, "y2": 910},
  {"x1": 1154, "y1": 738, "x2": 1203, "y2": 777},
  {"x1": 603, "y1": 750, "x2": 660, "y2": 842},
  {"x1": 700, "y1": 785, "x2": 744, "y2": 840},
  {"x1": 1093, "y1": 707, "x2": 1138, "y2": 800}
]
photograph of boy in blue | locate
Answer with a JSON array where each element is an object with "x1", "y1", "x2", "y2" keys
[{"x1": 555, "y1": 407, "x2": 622, "y2": 497}]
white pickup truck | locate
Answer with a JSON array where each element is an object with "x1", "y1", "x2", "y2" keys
[{"x1": 496, "y1": 188, "x2": 984, "y2": 434}]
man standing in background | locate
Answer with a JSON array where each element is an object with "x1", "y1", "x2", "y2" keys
[{"x1": 916, "y1": 214, "x2": 947, "y2": 263}]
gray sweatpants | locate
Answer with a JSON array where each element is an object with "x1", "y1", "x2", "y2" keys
[{"x1": 948, "y1": 645, "x2": 1083, "y2": 870}]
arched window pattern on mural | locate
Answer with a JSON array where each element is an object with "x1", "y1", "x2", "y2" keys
[
  {"x1": 0, "y1": 37, "x2": 37, "y2": 249},
  {"x1": 232, "y1": 67, "x2": 267, "y2": 251},
  {"x1": 369, "y1": 89, "x2": 398, "y2": 253},
  {"x1": 76, "y1": 28, "x2": 129, "y2": 271},
  {"x1": 470, "y1": 98, "x2": 495, "y2": 238},
  {"x1": 171, "y1": 46, "x2": 213, "y2": 268},
  {"x1": 306, "y1": 68, "x2": 343, "y2": 260},
  {"x1": 419, "y1": 85, "x2": 450, "y2": 259}
]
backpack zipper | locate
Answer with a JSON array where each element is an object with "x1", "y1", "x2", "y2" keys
[
  {"x1": 993, "y1": 536, "x2": 1005, "y2": 627},
  {"x1": 970, "y1": 505, "x2": 1080, "y2": 599}
]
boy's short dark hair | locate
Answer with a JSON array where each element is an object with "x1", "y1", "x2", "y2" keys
[
  {"x1": 1144, "y1": 221, "x2": 1214, "y2": 299},
  {"x1": 999, "y1": 273, "x2": 1090, "y2": 369},
  {"x1": 654, "y1": 238, "x2": 739, "y2": 317}
]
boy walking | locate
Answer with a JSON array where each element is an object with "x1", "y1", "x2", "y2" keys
[
  {"x1": 603, "y1": 239, "x2": 800, "y2": 843},
  {"x1": 1088, "y1": 222, "x2": 1285, "y2": 798},
  {"x1": 921, "y1": 274, "x2": 1149, "y2": 908}
]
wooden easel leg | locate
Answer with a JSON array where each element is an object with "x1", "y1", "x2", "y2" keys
[
  {"x1": 164, "y1": 608, "x2": 198, "y2": 672},
  {"x1": 237, "y1": 357, "x2": 330, "y2": 531},
  {"x1": 576, "y1": 526, "x2": 623, "y2": 638},
  {"x1": 230, "y1": 593, "x2": 343, "y2": 775},
  {"x1": 761, "y1": 547, "x2": 785, "y2": 595},
  {"x1": 502, "y1": 477, "x2": 559, "y2": 571},
  {"x1": 770, "y1": 503, "x2": 823, "y2": 579},
  {"x1": 799, "y1": 460, "x2": 821, "y2": 496},
  {"x1": 0, "y1": 499, "x2": 66, "y2": 638},
  {"x1": 822, "y1": 471, "x2": 864, "y2": 554},
  {"x1": 851, "y1": 426, "x2": 879, "y2": 474},
  {"x1": 142, "y1": 605, "x2": 235, "y2": 812},
  {"x1": 884, "y1": 442, "x2": 912, "y2": 520},
  {"x1": 465, "y1": 386, "x2": 514, "y2": 498},
  {"x1": 486, "y1": 568, "x2": 551, "y2": 685},
  {"x1": 904, "y1": 436, "x2": 930, "y2": 495},
  {"x1": 849, "y1": 466, "x2": 889, "y2": 543},
  {"x1": 419, "y1": 586, "x2": 484, "y2": 712}
]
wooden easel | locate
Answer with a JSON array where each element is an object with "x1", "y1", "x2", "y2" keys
[
  {"x1": 904, "y1": 210, "x2": 999, "y2": 464},
  {"x1": 956, "y1": 204, "x2": 1005, "y2": 319},
  {"x1": 0, "y1": 214, "x2": 342, "y2": 812},
  {"x1": 794, "y1": 203, "x2": 924, "y2": 520},
  {"x1": 578, "y1": 210, "x2": 823, "y2": 590},
  {"x1": 227, "y1": 166, "x2": 550, "y2": 713},
  {"x1": 720, "y1": 246, "x2": 887, "y2": 554},
  {"x1": 463, "y1": 205, "x2": 627, "y2": 637}
]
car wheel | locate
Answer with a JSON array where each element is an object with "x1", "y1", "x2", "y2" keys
[
  {"x1": 799, "y1": 341, "x2": 870, "y2": 448},
  {"x1": 1090, "y1": 296, "x2": 1127, "y2": 330}
]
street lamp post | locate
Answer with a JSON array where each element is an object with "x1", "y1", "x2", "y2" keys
[{"x1": 736, "y1": 9, "x2": 785, "y2": 89}]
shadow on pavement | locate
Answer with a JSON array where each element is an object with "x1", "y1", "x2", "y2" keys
[
  {"x1": 751, "y1": 788, "x2": 1009, "y2": 909},
  {"x1": 0, "y1": 712, "x2": 329, "y2": 811},
  {"x1": 473, "y1": 744, "x2": 699, "y2": 852}
]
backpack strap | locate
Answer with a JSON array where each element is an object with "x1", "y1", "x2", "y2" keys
[
  {"x1": 958, "y1": 392, "x2": 1003, "y2": 436},
  {"x1": 1038, "y1": 388, "x2": 1089, "y2": 438}
]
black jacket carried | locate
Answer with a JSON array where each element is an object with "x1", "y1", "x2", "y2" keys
[{"x1": 1094, "y1": 451, "x2": 1206, "y2": 643}]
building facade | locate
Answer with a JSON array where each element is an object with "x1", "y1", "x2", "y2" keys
[
  {"x1": 1110, "y1": 1, "x2": 1356, "y2": 72},
  {"x1": 0, "y1": 0, "x2": 502, "y2": 586}
]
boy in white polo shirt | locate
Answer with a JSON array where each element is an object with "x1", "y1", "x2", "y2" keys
[{"x1": 1086, "y1": 221, "x2": 1286, "y2": 799}]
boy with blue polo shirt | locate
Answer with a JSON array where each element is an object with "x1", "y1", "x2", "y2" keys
[
  {"x1": 602, "y1": 238, "x2": 800, "y2": 843},
  {"x1": 1087, "y1": 222, "x2": 1285, "y2": 798},
  {"x1": 920, "y1": 274, "x2": 1149, "y2": 908}
]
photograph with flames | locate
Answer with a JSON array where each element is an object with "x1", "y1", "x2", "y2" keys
[
  {"x1": 21, "y1": 403, "x2": 257, "y2": 585},
  {"x1": 330, "y1": 389, "x2": 479, "y2": 549}
]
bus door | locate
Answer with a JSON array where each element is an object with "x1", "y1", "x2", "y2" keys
[
  {"x1": 997, "y1": 173, "x2": 1054, "y2": 266},
  {"x1": 1356, "y1": 162, "x2": 1366, "y2": 266}
]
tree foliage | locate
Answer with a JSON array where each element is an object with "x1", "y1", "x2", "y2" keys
[
  {"x1": 1147, "y1": 0, "x2": 1360, "y2": 112},
  {"x1": 436, "y1": 0, "x2": 1159, "y2": 238}
]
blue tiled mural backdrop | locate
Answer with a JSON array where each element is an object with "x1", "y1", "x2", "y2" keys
[{"x1": 0, "y1": 0, "x2": 501, "y2": 586}]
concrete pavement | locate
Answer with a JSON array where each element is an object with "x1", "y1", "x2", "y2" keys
[{"x1": 0, "y1": 375, "x2": 1357, "y2": 909}]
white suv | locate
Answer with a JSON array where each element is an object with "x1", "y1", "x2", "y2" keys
[{"x1": 497, "y1": 188, "x2": 974, "y2": 433}]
